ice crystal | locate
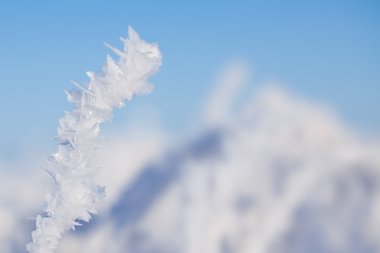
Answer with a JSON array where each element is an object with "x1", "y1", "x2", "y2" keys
[{"x1": 27, "y1": 27, "x2": 162, "y2": 253}]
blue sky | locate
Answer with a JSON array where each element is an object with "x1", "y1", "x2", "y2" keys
[{"x1": 0, "y1": 0, "x2": 379, "y2": 161}]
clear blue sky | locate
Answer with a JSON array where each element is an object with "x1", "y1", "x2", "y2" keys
[{"x1": 0, "y1": 0, "x2": 379, "y2": 161}]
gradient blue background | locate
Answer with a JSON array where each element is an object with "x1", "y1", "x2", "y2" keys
[{"x1": 0, "y1": 0, "x2": 379, "y2": 164}]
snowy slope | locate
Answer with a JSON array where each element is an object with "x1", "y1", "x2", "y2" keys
[{"x1": 50, "y1": 87, "x2": 380, "y2": 253}]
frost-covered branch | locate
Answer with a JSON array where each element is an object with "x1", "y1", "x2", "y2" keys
[{"x1": 27, "y1": 27, "x2": 162, "y2": 253}]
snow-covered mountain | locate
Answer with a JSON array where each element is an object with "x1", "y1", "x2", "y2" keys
[
  {"x1": 1, "y1": 62, "x2": 379, "y2": 252},
  {"x1": 50, "y1": 87, "x2": 380, "y2": 253}
]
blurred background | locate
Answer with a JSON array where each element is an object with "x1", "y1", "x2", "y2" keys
[{"x1": 0, "y1": 1, "x2": 379, "y2": 252}]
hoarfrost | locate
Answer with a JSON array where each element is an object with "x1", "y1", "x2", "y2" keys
[{"x1": 27, "y1": 27, "x2": 162, "y2": 253}]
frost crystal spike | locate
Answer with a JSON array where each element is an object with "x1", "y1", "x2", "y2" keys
[{"x1": 27, "y1": 27, "x2": 162, "y2": 253}]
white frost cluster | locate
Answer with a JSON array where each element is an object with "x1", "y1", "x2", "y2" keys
[{"x1": 27, "y1": 27, "x2": 162, "y2": 253}]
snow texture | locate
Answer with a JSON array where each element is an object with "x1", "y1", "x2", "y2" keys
[{"x1": 27, "y1": 27, "x2": 162, "y2": 253}]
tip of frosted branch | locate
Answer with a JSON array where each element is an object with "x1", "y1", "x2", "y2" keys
[
  {"x1": 128, "y1": 26, "x2": 140, "y2": 41},
  {"x1": 104, "y1": 42, "x2": 127, "y2": 58}
]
